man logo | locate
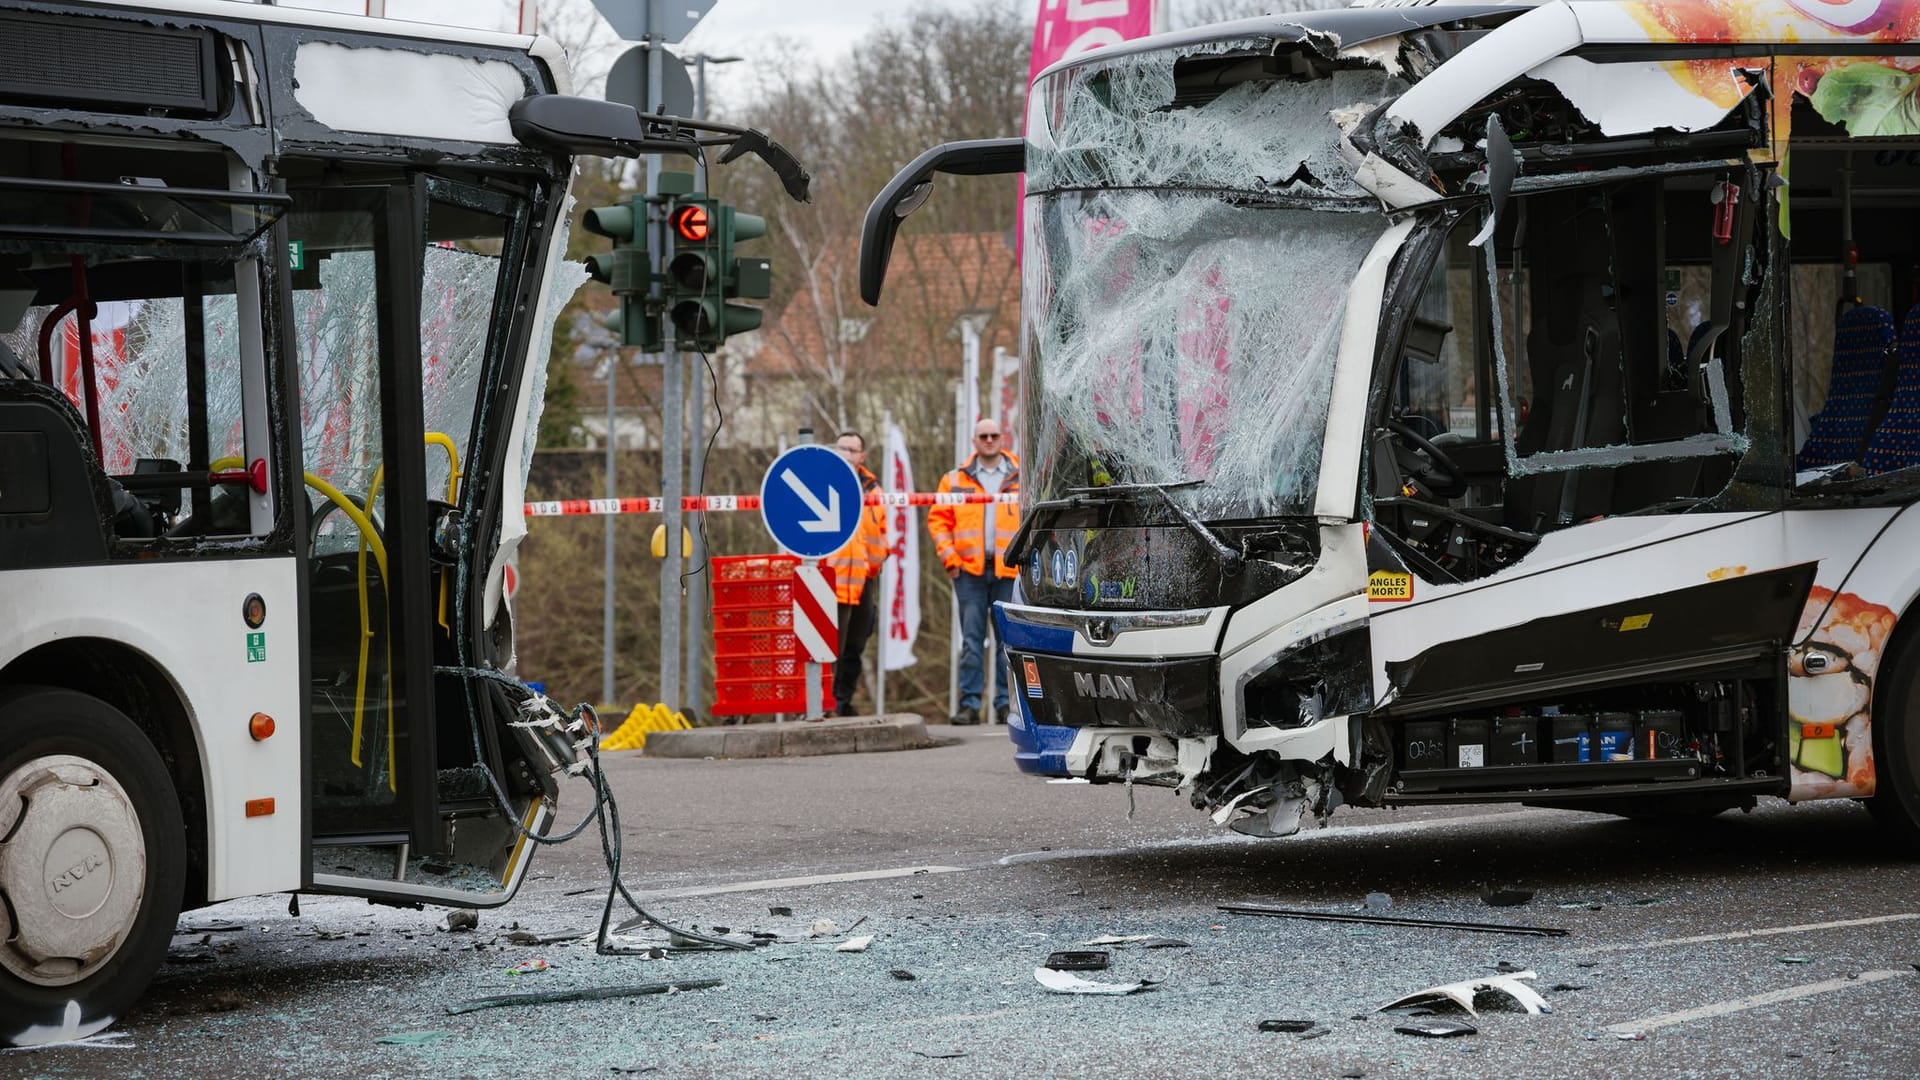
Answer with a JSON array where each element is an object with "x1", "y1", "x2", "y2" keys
[{"x1": 1070, "y1": 672, "x2": 1138, "y2": 701}]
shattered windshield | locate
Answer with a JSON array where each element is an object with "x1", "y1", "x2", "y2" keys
[{"x1": 1023, "y1": 46, "x2": 1395, "y2": 520}]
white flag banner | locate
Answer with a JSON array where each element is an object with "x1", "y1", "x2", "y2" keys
[{"x1": 880, "y1": 421, "x2": 920, "y2": 671}]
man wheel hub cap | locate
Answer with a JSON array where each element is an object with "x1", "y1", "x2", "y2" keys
[{"x1": 0, "y1": 756, "x2": 147, "y2": 987}]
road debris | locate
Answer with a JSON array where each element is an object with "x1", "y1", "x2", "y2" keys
[
  {"x1": 1257, "y1": 1019, "x2": 1317, "y2": 1033},
  {"x1": 1079, "y1": 935, "x2": 1189, "y2": 948},
  {"x1": 769, "y1": 906, "x2": 793, "y2": 916},
  {"x1": 506, "y1": 929, "x2": 587, "y2": 946},
  {"x1": 177, "y1": 920, "x2": 246, "y2": 934},
  {"x1": 1034, "y1": 968, "x2": 1156, "y2": 995},
  {"x1": 1481, "y1": 887, "x2": 1536, "y2": 907},
  {"x1": 1220, "y1": 903, "x2": 1569, "y2": 937},
  {"x1": 1379, "y1": 970, "x2": 1550, "y2": 1016},
  {"x1": 1044, "y1": 950, "x2": 1110, "y2": 971},
  {"x1": 1394, "y1": 1018, "x2": 1478, "y2": 1038},
  {"x1": 506, "y1": 958, "x2": 551, "y2": 975},
  {"x1": 912, "y1": 1050, "x2": 970, "y2": 1058},
  {"x1": 447, "y1": 979, "x2": 723, "y2": 1015},
  {"x1": 442, "y1": 910, "x2": 479, "y2": 933},
  {"x1": 808, "y1": 918, "x2": 838, "y2": 938},
  {"x1": 1781, "y1": 956, "x2": 1814, "y2": 964},
  {"x1": 1364, "y1": 892, "x2": 1393, "y2": 913},
  {"x1": 1297, "y1": 1027, "x2": 1332, "y2": 1041},
  {"x1": 890, "y1": 969, "x2": 917, "y2": 980},
  {"x1": 836, "y1": 936, "x2": 875, "y2": 953},
  {"x1": 376, "y1": 1031, "x2": 454, "y2": 1046}
]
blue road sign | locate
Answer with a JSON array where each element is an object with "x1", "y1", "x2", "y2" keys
[{"x1": 759, "y1": 445, "x2": 862, "y2": 559}]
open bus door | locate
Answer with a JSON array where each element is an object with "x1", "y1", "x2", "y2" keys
[{"x1": 286, "y1": 168, "x2": 558, "y2": 906}]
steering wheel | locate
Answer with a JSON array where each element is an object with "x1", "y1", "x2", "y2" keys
[
  {"x1": 310, "y1": 491, "x2": 382, "y2": 549},
  {"x1": 1385, "y1": 417, "x2": 1468, "y2": 499}
]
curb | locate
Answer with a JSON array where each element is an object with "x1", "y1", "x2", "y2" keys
[{"x1": 643, "y1": 714, "x2": 934, "y2": 759}]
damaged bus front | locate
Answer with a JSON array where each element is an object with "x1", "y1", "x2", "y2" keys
[{"x1": 863, "y1": 0, "x2": 1920, "y2": 842}]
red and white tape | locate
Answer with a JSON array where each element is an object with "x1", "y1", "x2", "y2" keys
[
  {"x1": 524, "y1": 491, "x2": 1018, "y2": 518},
  {"x1": 791, "y1": 564, "x2": 838, "y2": 662}
]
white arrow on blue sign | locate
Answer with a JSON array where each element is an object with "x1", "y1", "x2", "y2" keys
[{"x1": 759, "y1": 444, "x2": 863, "y2": 559}]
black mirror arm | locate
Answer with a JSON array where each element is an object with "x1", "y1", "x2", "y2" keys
[
  {"x1": 509, "y1": 96, "x2": 813, "y2": 202},
  {"x1": 860, "y1": 137, "x2": 1023, "y2": 306}
]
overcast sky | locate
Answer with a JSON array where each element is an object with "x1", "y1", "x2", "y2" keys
[{"x1": 283, "y1": 0, "x2": 1051, "y2": 106}]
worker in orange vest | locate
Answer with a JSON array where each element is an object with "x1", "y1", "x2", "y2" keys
[
  {"x1": 828, "y1": 430, "x2": 888, "y2": 716},
  {"x1": 928, "y1": 418, "x2": 1020, "y2": 725}
]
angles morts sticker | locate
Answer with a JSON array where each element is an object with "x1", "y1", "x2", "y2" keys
[{"x1": 1368, "y1": 570, "x2": 1414, "y2": 603}]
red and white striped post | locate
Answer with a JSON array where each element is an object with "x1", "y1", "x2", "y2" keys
[{"x1": 791, "y1": 564, "x2": 838, "y2": 720}]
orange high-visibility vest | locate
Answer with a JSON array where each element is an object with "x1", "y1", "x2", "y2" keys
[
  {"x1": 828, "y1": 467, "x2": 888, "y2": 604},
  {"x1": 928, "y1": 452, "x2": 1020, "y2": 579}
]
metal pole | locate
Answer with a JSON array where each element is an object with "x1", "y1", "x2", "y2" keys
[
  {"x1": 602, "y1": 356, "x2": 618, "y2": 706},
  {"x1": 653, "y1": 29, "x2": 683, "y2": 712},
  {"x1": 798, "y1": 425, "x2": 823, "y2": 721},
  {"x1": 948, "y1": 379, "x2": 962, "y2": 721},
  {"x1": 682, "y1": 54, "x2": 709, "y2": 722}
]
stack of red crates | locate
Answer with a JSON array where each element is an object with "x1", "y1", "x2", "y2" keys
[{"x1": 710, "y1": 554, "x2": 835, "y2": 716}]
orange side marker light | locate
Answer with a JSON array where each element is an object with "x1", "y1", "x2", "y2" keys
[
  {"x1": 249, "y1": 712, "x2": 276, "y2": 741},
  {"x1": 245, "y1": 798, "x2": 275, "y2": 818}
]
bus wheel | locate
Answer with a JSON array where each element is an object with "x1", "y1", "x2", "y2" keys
[
  {"x1": 0, "y1": 686, "x2": 185, "y2": 1048},
  {"x1": 1867, "y1": 633, "x2": 1920, "y2": 847}
]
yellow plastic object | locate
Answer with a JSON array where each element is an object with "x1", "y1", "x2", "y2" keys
[
  {"x1": 598, "y1": 703, "x2": 693, "y2": 751},
  {"x1": 650, "y1": 524, "x2": 694, "y2": 558}
]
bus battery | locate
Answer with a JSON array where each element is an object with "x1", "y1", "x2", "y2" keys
[
  {"x1": 1596, "y1": 711, "x2": 1635, "y2": 761},
  {"x1": 1400, "y1": 721, "x2": 1447, "y2": 770},
  {"x1": 1639, "y1": 709, "x2": 1686, "y2": 759},
  {"x1": 1489, "y1": 717, "x2": 1542, "y2": 765},
  {"x1": 1449, "y1": 718, "x2": 1490, "y2": 768},
  {"x1": 1548, "y1": 714, "x2": 1593, "y2": 763}
]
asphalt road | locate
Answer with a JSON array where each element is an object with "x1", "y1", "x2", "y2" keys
[{"x1": 13, "y1": 726, "x2": 1920, "y2": 1079}]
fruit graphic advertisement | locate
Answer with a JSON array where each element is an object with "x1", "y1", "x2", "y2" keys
[{"x1": 1789, "y1": 587, "x2": 1897, "y2": 799}]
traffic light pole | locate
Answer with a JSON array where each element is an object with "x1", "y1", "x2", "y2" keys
[{"x1": 648, "y1": 32, "x2": 685, "y2": 714}]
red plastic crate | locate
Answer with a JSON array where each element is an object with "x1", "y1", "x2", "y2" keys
[
  {"x1": 717, "y1": 654, "x2": 814, "y2": 681},
  {"x1": 712, "y1": 578, "x2": 793, "y2": 609},
  {"x1": 714, "y1": 607, "x2": 793, "y2": 632},
  {"x1": 713, "y1": 554, "x2": 799, "y2": 581},
  {"x1": 714, "y1": 628, "x2": 798, "y2": 658},
  {"x1": 712, "y1": 669, "x2": 834, "y2": 714}
]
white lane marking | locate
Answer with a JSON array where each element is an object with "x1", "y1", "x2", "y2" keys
[
  {"x1": 633, "y1": 865, "x2": 966, "y2": 902},
  {"x1": 997, "y1": 809, "x2": 1540, "y2": 866},
  {"x1": 1571, "y1": 912, "x2": 1920, "y2": 955},
  {"x1": 1607, "y1": 968, "x2": 1914, "y2": 1034}
]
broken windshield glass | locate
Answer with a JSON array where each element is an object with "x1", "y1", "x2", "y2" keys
[
  {"x1": 1025, "y1": 191, "x2": 1385, "y2": 521},
  {"x1": 1027, "y1": 43, "x2": 1402, "y2": 202}
]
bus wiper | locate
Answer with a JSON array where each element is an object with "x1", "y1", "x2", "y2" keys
[{"x1": 1065, "y1": 481, "x2": 1246, "y2": 576}]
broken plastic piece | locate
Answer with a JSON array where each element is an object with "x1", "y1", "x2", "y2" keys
[
  {"x1": 1364, "y1": 892, "x2": 1393, "y2": 913},
  {"x1": 1220, "y1": 903, "x2": 1568, "y2": 937},
  {"x1": 446, "y1": 979, "x2": 722, "y2": 1015},
  {"x1": 890, "y1": 969, "x2": 917, "y2": 981},
  {"x1": 1033, "y1": 967, "x2": 1155, "y2": 995},
  {"x1": 912, "y1": 1051, "x2": 968, "y2": 1059},
  {"x1": 1481, "y1": 887, "x2": 1535, "y2": 907},
  {"x1": 505, "y1": 958, "x2": 550, "y2": 976},
  {"x1": 769, "y1": 906, "x2": 793, "y2": 917},
  {"x1": 1044, "y1": 950, "x2": 1110, "y2": 971},
  {"x1": 1378, "y1": 970, "x2": 1550, "y2": 1016},
  {"x1": 808, "y1": 918, "x2": 838, "y2": 938},
  {"x1": 835, "y1": 936, "x2": 874, "y2": 953},
  {"x1": 1395, "y1": 1018, "x2": 1477, "y2": 1038},
  {"x1": 1257, "y1": 1018, "x2": 1317, "y2": 1033},
  {"x1": 442, "y1": 910, "x2": 478, "y2": 933}
]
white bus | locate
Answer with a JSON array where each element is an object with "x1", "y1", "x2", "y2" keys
[
  {"x1": 863, "y1": 1, "x2": 1920, "y2": 842},
  {"x1": 0, "y1": 0, "x2": 803, "y2": 1046}
]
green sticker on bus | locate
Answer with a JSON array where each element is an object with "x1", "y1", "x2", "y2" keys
[
  {"x1": 289, "y1": 240, "x2": 305, "y2": 271},
  {"x1": 247, "y1": 632, "x2": 266, "y2": 663}
]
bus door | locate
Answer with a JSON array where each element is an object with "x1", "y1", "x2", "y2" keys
[{"x1": 288, "y1": 170, "x2": 536, "y2": 900}]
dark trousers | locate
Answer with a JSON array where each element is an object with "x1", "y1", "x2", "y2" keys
[{"x1": 832, "y1": 585, "x2": 879, "y2": 714}]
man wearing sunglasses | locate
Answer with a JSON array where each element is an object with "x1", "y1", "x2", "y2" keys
[{"x1": 928, "y1": 419, "x2": 1021, "y2": 725}]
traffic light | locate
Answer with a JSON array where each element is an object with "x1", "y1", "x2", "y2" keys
[
  {"x1": 581, "y1": 196, "x2": 661, "y2": 351},
  {"x1": 663, "y1": 193, "x2": 771, "y2": 351}
]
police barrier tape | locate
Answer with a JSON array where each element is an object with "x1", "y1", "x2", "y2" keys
[{"x1": 524, "y1": 491, "x2": 1019, "y2": 517}]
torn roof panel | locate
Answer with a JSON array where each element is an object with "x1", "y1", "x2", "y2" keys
[
  {"x1": 1027, "y1": 5, "x2": 1525, "y2": 87},
  {"x1": 293, "y1": 41, "x2": 526, "y2": 145},
  {"x1": 1526, "y1": 55, "x2": 1757, "y2": 137}
]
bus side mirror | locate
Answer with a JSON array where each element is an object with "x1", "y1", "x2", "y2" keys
[
  {"x1": 509, "y1": 96, "x2": 813, "y2": 203},
  {"x1": 860, "y1": 137, "x2": 1023, "y2": 306}
]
